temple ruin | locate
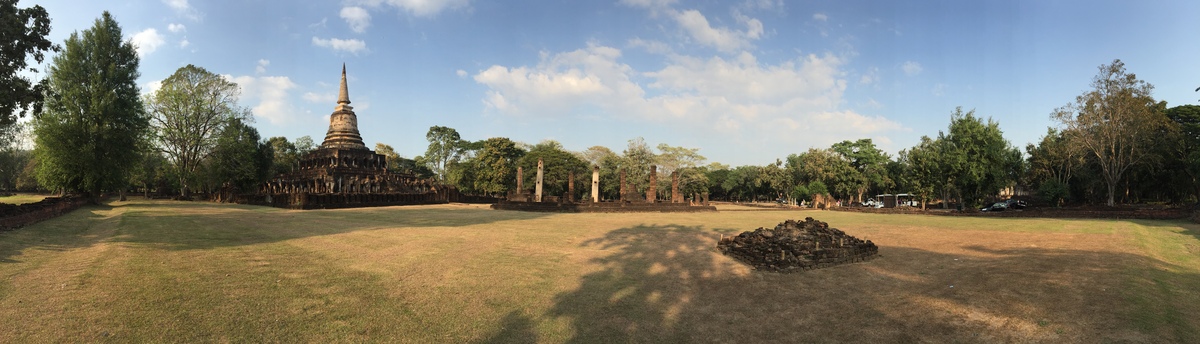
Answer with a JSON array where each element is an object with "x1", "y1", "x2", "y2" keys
[
  {"x1": 492, "y1": 162, "x2": 715, "y2": 213},
  {"x1": 252, "y1": 65, "x2": 445, "y2": 209}
]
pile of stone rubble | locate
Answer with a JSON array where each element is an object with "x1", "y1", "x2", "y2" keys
[{"x1": 717, "y1": 217, "x2": 878, "y2": 272}]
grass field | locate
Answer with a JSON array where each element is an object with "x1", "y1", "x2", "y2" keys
[
  {"x1": 2, "y1": 199, "x2": 1199, "y2": 343},
  {"x1": 0, "y1": 193, "x2": 48, "y2": 205}
]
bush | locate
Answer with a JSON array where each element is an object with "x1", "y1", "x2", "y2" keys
[{"x1": 1038, "y1": 180, "x2": 1069, "y2": 207}]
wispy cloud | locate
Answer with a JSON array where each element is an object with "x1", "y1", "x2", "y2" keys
[
  {"x1": 340, "y1": 6, "x2": 371, "y2": 33},
  {"x1": 312, "y1": 37, "x2": 367, "y2": 55},
  {"x1": 130, "y1": 28, "x2": 165, "y2": 57},
  {"x1": 901, "y1": 61, "x2": 922, "y2": 76}
]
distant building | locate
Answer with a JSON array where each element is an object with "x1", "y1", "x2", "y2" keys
[{"x1": 258, "y1": 65, "x2": 443, "y2": 209}]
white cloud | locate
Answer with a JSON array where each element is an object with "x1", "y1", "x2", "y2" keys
[
  {"x1": 628, "y1": 38, "x2": 672, "y2": 55},
  {"x1": 162, "y1": 0, "x2": 201, "y2": 21},
  {"x1": 143, "y1": 80, "x2": 163, "y2": 95},
  {"x1": 303, "y1": 92, "x2": 333, "y2": 103},
  {"x1": 256, "y1": 59, "x2": 270, "y2": 74},
  {"x1": 455, "y1": 69, "x2": 467, "y2": 78},
  {"x1": 310, "y1": 18, "x2": 328, "y2": 29},
  {"x1": 130, "y1": 28, "x2": 165, "y2": 57},
  {"x1": 859, "y1": 66, "x2": 879, "y2": 85},
  {"x1": 179, "y1": 38, "x2": 190, "y2": 48},
  {"x1": 472, "y1": 44, "x2": 902, "y2": 147},
  {"x1": 742, "y1": 0, "x2": 783, "y2": 12},
  {"x1": 932, "y1": 83, "x2": 946, "y2": 97},
  {"x1": 358, "y1": 0, "x2": 470, "y2": 17},
  {"x1": 901, "y1": 60, "x2": 922, "y2": 76},
  {"x1": 813, "y1": 13, "x2": 828, "y2": 21},
  {"x1": 167, "y1": 23, "x2": 186, "y2": 33},
  {"x1": 619, "y1": 0, "x2": 676, "y2": 9},
  {"x1": 224, "y1": 74, "x2": 298, "y2": 125},
  {"x1": 163, "y1": 0, "x2": 188, "y2": 11},
  {"x1": 312, "y1": 37, "x2": 367, "y2": 55},
  {"x1": 672, "y1": 9, "x2": 761, "y2": 53},
  {"x1": 340, "y1": 6, "x2": 371, "y2": 33}
]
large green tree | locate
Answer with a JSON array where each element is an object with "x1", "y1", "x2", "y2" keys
[
  {"x1": 618, "y1": 137, "x2": 657, "y2": 195},
  {"x1": 1162, "y1": 104, "x2": 1200, "y2": 201},
  {"x1": 517, "y1": 140, "x2": 588, "y2": 199},
  {"x1": 146, "y1": 64, "x2": 248, "y2": 197},
  {"x1": 942, "y1": 107, "x2": 1022, "y2": 208},
  {"x1": 424, "y1": 125, "x2": 463, "y2": 181},
  {"x1": 465, "y1": 137, "x2": 525, "y2": 195},
  {"x1": 1053, "y1": 59, "x2": 1165, "y2": 206},
  {"x1": 1, "y1": 0, "x2": 57, "y2": 128},
  {"x1": 204, "y1": 118, "x2": 272, "y2": 193},
  {"x1": 33, "y1": 12, "x2": 147, "y2": 201},
  {"x1": 831, "y1": 138, "x2": 894, "y2": 201}
]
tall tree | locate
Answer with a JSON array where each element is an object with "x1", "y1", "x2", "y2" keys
[
  {"x1": 31, "y1": 12, "x2": 147, "y2": 202},
  {"x1": 1165, "y1": 104, "x2": 1200, "y2": 201},
  {"x1": 620, "y1": 137, "x2": 657, "y2": 194},
  {"x1": 467, "y1": 137, "x2": 525, "y2": 195},
  {"x1": 146, "y1": 64, "x2": 248, "y2": 197},
  {"x1": 1, "y1": 0, "x2": 58, "y2": 128},
  {"x1": 424, "y1": 125, "x2": 462, "y2": 181},
  {"x1": 943, "y1": 107, "x2": 1022, "y2": 208},
  {"x1": 267, "y1": 136, "x2": 297, "y2": 174},
  {"x1": 901, "y1": 136, "x2": 952, "y2": 209},
  {"x1": 831, "y1": 139, "x2": 894, "y2": 201},
  {"x1": 375, "y1": 143, "x2": 402, "y2": 172},
  {"x1": 517, "y1": 140, "x2": 588, "y2": 198},
  {"x1": 1052, "y1": 59, "x2": 1165, "y2": 206},
  {"x1": 204, "y1": 119, "x2": 272, "y2": 193},
  {"x1": 0, "y1": 122, "x2": 30, "y2": 190}
]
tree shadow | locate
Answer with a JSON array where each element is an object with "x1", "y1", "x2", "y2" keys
[
  {"x1": 0, "y1": 204, "x2": 125, "y2": 264},
  {"x1": 2, "y1": 199, "x2": 550, "y2": 258},
  {"x1": 478, "y1": 310, "x2": 539, "y2": 344},
  {"x1": 547, "y1": 223, "x2": 1200, "y2": 343}
]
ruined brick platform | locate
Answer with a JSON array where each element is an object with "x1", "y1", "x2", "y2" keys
[{"x1": 717, "y1": 217, "x2": 878, "y2": 272}]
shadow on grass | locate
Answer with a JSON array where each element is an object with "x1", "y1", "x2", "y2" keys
[
  {"x1": 0, "y1": 204, "x2": 122, "y2": 264},
  {"x1": 3, "y1": 199, "x2": 551, "y2": 257},
  {"x1": 540, "y1": 224, "x2": 1200, "y2": 343}
]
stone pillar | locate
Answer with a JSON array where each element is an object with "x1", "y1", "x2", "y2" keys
[
  {"x1": 646, "y1": 165, "x2": 657, "y2": 203},
  {"x1": 568, "y1": 171, "x2": 575, "y2": 202},
  {"x1": 535, "y1": 158, "x2": 544, "y2": 202},
  {"x1": 702, "y1": 192, "x2": 709, "y2": 206},
  {"x1": 619, "y1": 170, "x2": 627, "y2": 202},
  {"x1": 591, "y1": 165, "x2": 600, "y2": 203},
  {"x1": 671, "y1": 171, "x2": 680, "y2": 203},
  {"x1": 516, "y1": 166, "x2": 524, "y2": 193}
]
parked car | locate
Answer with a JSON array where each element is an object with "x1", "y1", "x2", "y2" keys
[
  {"x1": 981, "y1": 202, "x2": 1008, "y2": 212},
  {"x1": 862, "y1": 198, "x2": 884, "y2": 208},
  {"x1": 1004, "y1": 199, "x2": 1027, "y2": 210}
]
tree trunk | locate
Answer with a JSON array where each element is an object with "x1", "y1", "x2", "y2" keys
[{"x1": 1106, "y1": 182, "x2": 1116, "y2": 207}]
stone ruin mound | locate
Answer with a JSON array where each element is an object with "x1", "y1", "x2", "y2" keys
[{"x1": 717, "y1": 217, "x2": 878, "y2": 272}]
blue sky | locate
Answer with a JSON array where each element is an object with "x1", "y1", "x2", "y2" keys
[{"x1": 22, "y1": 0, "x2": 1200, "y2": 166}]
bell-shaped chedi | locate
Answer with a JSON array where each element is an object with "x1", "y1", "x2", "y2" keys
[{"x1": 321, "y1": 63, "x2": 368, "y2": 150}]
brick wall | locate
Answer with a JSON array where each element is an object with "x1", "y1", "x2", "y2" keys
[{"x1": 0, "y1": 197, "x2": 88, "y2": 230}]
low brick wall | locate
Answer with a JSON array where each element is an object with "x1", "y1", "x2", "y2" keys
[
  {"x1": 0, "y1": 196, "x2": 88, "y2": 230},
  {"x1": 234, "y1": 192, "x2": 449, "y2": 210}
]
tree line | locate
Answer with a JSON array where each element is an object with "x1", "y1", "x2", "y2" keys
[{"x1": 1, "y1": 4, "x2": 1196, "y2": 208}]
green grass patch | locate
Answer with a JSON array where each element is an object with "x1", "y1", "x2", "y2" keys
[{"x1": 0, "y1": 193, "x2": 49, "y2": 205}]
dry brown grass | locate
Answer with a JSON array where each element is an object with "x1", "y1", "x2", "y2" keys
[
  {"x1": 0, "y1": 193, "x2": 48, "y2": 205},
  {"x1": 0, "y1": 198, "x2": 1198, "y2": 343}
]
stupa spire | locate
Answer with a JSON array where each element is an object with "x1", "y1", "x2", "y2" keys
[
  {"x1": 338, "y1": 63, "x2": 350, "y2": 105},
  {"x1": 321, "y1": 63, "x2": 366, "y2": 150}
]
